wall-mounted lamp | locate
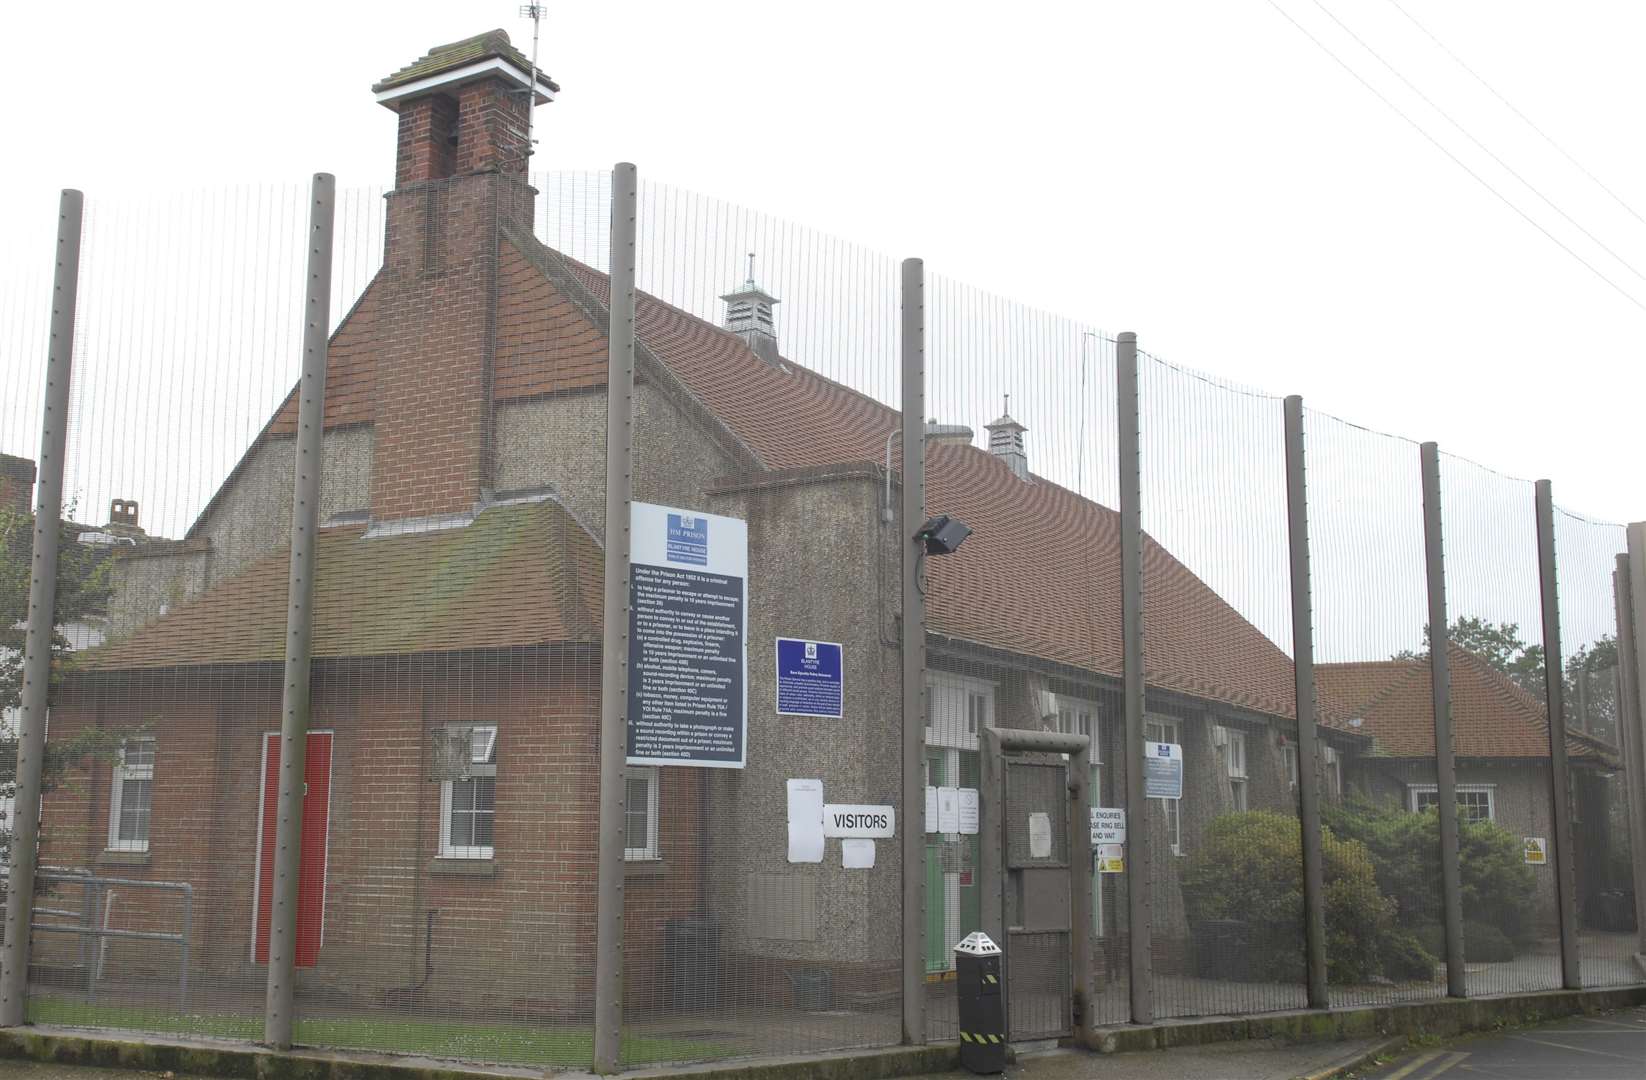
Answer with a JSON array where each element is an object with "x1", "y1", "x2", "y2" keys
[{"x1": 915, "y1": 514, "x2": 971, "y2": 556}]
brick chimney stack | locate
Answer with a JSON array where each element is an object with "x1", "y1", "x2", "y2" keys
[
  {"x1": 366, "y1": 31, "x2": 559, "y2": 523},
  {"x1": 0, "y1": 454, "x2": 36, "y2": 516}
]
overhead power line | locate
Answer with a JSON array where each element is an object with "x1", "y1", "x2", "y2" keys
[
  {"x1": 1311, "y1": 0, "x2": 1644, "y2": 284},
  {"x1": 1384, "y1": 0, "x2": 1646, "y2": 231},
  {"x1": 1262, "y1": 0, "x2": 1646, "y2": 314}
]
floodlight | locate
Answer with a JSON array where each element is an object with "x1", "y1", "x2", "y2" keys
[{"x1": 915, "y1": 514, "x2": 971, "y2": 556}]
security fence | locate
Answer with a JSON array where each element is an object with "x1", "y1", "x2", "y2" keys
[{"x1": 1, "y1": 165, "x2": 1643, "y2": 1075}]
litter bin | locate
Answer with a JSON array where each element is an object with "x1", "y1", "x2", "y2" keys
[
  {"x1": 665, "y1": 916, "x2": 722, "y2": 1009},
  {"x1": 954, "y1": 931, "x2": 1006, "y2": 1073},
  {"x1": 1191, "y1": 918, "x2": 1250, "y2": 981}
]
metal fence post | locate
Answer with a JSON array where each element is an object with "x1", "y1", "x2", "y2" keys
[
  {"x1": 593, "y1": 161, "x2": 638, "y2": 1075},
  {"x1": 1116, "y1": 331, "x2": 1152, "y2": 1025},
  {"x1": 1534, "y1": 480, "x2": 1582, "y2": 989},
  {"x1": 264, "y1": 173, "x2": 334, "y2": 1049},
  {"x1": 0, "y1": 189, "x2": 83, "y2": 1028},
  {"x1": 900, "y1": 256, "x2": 927, "y2": 1045},
  {"x1": 1613, "y1": 552, "x2": 1646, "y2": 958},
  {"x1": 1070, "y1": 737, "x2": 1094, "y2": 1040},
  {"x1": 1419, "y1": 443, "x2": 1468, "y2": 998},
  {"x1": 1282, "y1": 397, "x2": 1329, "y2": 1009}
]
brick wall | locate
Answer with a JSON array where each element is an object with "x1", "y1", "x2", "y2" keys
[
  {"x1": 1, "y1": 454, "x2": 35, "y2": 515},
  {"x1": 38, "y1": 654, "x2": 702, "y2": 1016}
]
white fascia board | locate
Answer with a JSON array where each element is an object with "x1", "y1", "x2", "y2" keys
[{"x1": 375, "y1": 56, "x2": 556, "y2": 106}]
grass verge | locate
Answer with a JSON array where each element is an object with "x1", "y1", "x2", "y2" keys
[{"x1": 26, "y1": 996, "x2": 737, "y2": 1066}]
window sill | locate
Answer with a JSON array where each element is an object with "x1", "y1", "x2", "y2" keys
[
  {"x1": 430, "y1": 857, "x2": 497, "y2": 877},
  {"x1": 624, "y1": 858, "x2": 667, "y2": 877},
  {"x1": 98, "y1": 850, "x2": 150, "y2": 867}
]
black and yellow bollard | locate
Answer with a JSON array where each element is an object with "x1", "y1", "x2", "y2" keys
[{"x1": 954, "y1": 931, "x2": 1005, "y2": 1073}]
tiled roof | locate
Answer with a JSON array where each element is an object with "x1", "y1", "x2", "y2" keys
[
  {"x1": 1317, "y1": 645, "x2": 1617, "y2": 762},
  {"x1": 134, "y1": 230, "x2": 1303, "y2": 717},
  {"x1": 552, "y1": 244, "x2": 1301, "y2": 718},
  {"x1": 81, "y1": 501, "x2": 600, "y2": 671},
  {"x1": 372, "y1": 30, "x2": 559, "y2": 95}
]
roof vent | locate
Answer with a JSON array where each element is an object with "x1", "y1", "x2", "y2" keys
[
  {"x1": 984, "y1": 396, "x2": 1028, "y2": 480},
  {"x1": 923, "y1": 418, "x2": 974, "y2": 446},
  {"x1": 719, "y1": 253, "x2": 782, "y2": 366}
]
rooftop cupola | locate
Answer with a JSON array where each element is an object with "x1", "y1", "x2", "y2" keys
[
  {"x1": 985, "y1": 397, "x2": 1029, "y2": 480},
  {"x1": 720, "y1": 254, "x2": 782, "y2": 365}
]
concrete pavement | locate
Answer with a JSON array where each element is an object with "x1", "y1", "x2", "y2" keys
[{"x1": 1352, "y1": 1004, "x2": 1646, "y2": 1079}]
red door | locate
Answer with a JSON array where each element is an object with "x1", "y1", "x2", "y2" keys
[{"x1": 254, "y1": 731, "x2": 332, "y2": 967}]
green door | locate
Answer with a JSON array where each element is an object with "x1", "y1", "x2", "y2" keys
[{"x1": 924, "y1": 751, "x2": 949, "y2": 972}]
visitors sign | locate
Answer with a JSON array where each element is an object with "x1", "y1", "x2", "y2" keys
[
  {"x1": 627, "y1": 503, "x2": 748, "y2": 768},
  {"x1": 775, "y1": 637, "x2": 843, "y2": 718},
  {"x1": 1143, "y1": 741, "x2": 1183, "y2": 799},
  {"x1": 822, "y1": 804, "x2": 896, "y2": 839}
]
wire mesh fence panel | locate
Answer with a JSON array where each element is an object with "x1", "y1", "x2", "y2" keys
[
  {"x1": 1305, "y1": 413, "x2": 1446, "y2": 1007},
  {"x1": 1552, "y1": 510, "x2": 1639, "y2": 987},
  {"x1": 260, "y1": 170, "x2": 616, "y2": 1066},
  {"x1": 603, "y1": 180, "x2": 903, "y2": 1064},
  {"x1": 1135, "y1": 354, "x2": 1304, "y2": 1020},
  {"x1": 2, "y1": 180, "x2": 382, "y2": 1040},
  {"x1": 925, "y1": 273, "x2": 1123, "y2": 1034},
  {"x1": 1439, "y1": 454, "x2": 1561, "y2": 996}
]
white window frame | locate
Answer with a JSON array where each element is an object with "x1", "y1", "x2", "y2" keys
[
  {"x1": 1145, "y1": 717, "x2": 1182, "y2": 856},
  {"x1": 107, "y1": 737, "x2": 156, "y2": 853},
  {"x1": 1322, "y1": 744, "x2": 1343, "y2": 797},
  {"x1": 1409, "y1": 783, "x2": 1496, "y2": 824},
  {"x1": 1282, "y1": 743, "x2": 1299, "y2": 789},
  {"x1": 624, "y1": 767, "x2": 661, "y2": 861},
  {"x1": 926, "y1": 672, "x2": 995, "y2": 751},
  {"x1": 1218, "y1": 726, "x2": 1248, "y2": 812},
  {"x1": 439, "y1": 725, "x2": 497, "y2": 859}
]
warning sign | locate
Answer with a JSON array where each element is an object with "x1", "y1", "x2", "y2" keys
[
  {"x1": 1096, "y1": 843, "x2": 1125, "y2": 874},
  {"x1": 1523, "y1": 837, "x2": 1547, "y2": 865}
]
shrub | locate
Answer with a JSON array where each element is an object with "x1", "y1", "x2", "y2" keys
[
  {"x1": 1323, "y1": 795, "x2": 1535, "y2": 948},
  {"x1": 1181, "y1": 811, "x2": 1427, "y2": 985},
  {"x1": 1412, "y1": 919, "x2": 1516, "y2": 964}
]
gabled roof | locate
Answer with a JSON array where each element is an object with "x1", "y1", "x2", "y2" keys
[
  {"x1": 1317, "y1": 644, "x2": 1618, "y2": 763},
  {"x1": 372, "y1": 29, "x2": 559, "y2": 96},
  {"x1": 546, "y1": 238, "x2": 1302, "y2": 718},
  {"x1": 81, "y1": 501, "x2": 600, "y2": 671},
  {"x1": 115, "y1": 224, "x2": 1303, "y2": 718}
]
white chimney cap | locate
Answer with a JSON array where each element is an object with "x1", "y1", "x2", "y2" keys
[{"x1": 954, "y1": 931, "x2": 1001, "y2": 956}]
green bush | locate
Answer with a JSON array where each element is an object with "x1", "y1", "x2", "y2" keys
[
  {"x1": 1412, "y1": 920, "x2": 1516, "y2": 964},
  {"x1": 1181, "y1": 811, "x2": 1429, "y2": 985},
  {"x1": 1323, "y1": 795, "x2": 1536, "y2": 948}
]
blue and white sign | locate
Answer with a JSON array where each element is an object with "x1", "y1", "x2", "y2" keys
[
  {"x1": 775, "y1": 637, "x2": 843, "y2": 719},
  {"x1": 1143, "y1": 741, "x2": 1183, "y2": 800},
  {"x1": 628, "y1": 503, "x2": 748, "y2": 769},
  {"x1": 665, "y1": 512, "x2": 708, "y2": 566}
]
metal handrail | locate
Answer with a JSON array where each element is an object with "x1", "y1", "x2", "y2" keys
[{"x1": 23, "y1": 870, "x2": 192, "y2": 1011}]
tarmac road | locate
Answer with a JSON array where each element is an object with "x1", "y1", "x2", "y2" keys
[{"x1": 1354, "y1": 1004, "x2": 1646, "y2": 1079}]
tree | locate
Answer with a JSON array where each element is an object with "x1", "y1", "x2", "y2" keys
[{"x1": 1, "y1": 501, "x2": 123, "y2": 862}]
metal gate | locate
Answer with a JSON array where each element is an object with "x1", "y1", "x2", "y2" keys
[
  {"x1": 979, "y1": 726, "x2": 1093, "y2": 1045},
  {"x1": 1002, "y1": 758, "x2": 1073, "y2": 1040}
]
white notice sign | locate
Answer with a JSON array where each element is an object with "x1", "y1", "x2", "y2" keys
[
  {"x1": 936, "y1": 787, "x2": 960, "y2": 834},
  {"x1": 957, "y1": 788, "x2": 980, "y2": 836},
  {"x1": 1091, "y1": 807, "x2": 1126, "y2": 846},
  {"x1": 1028, "y1": 812, "x2": 1053, "y2": 859},
  {"x1": 924, "y1": 786, "x2": 938, "y2": 833},
  {"x1": 841, "y1": 839, "x2": 876, "y2": 869},
  {"x1": 786, "y1": 779, "x2": 824, "y2": 863},
  {"x1": 1097, "y1": 843, "x2": 1125, "y2": 874}
]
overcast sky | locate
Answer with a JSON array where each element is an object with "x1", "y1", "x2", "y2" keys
[{"x1": 2, "y1": 1, "x2": 1638, "y2": 652}]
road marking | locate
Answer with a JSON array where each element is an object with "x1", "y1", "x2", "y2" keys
[
  {"x1": 1379, "y1": 1050, "x2": 1445, "y2": 1080},
  {"x1": 1510, "y1": 1034, "x2": 1645, "y2": 1062}
]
